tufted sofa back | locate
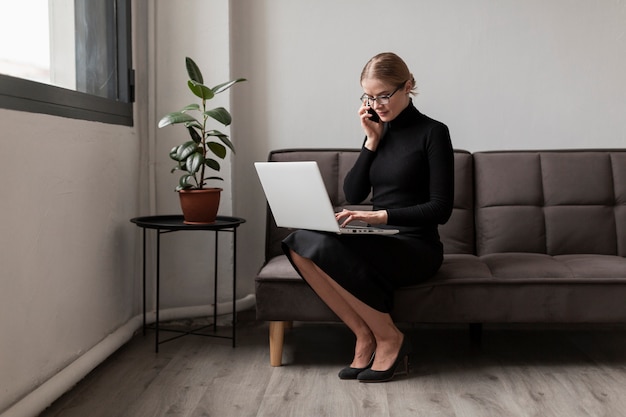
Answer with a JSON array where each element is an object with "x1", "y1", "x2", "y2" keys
[
  {"x1": 474, "y1": 150, "x2": 626, "y2": 256},
  {"x1": 263, "y1": 148, "x2": 475, "y2": 260}
]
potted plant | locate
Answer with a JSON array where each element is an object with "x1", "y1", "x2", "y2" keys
[{"x1": 158, "y1": 57, "x2": 246, "y2": 224}]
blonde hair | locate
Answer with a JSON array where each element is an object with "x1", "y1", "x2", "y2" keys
[{"x1": 360, "y1": 52, "x2": 417, "y2": 95}]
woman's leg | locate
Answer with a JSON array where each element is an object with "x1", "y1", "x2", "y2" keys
[
  {"x1": 289, "y1": 250, "x2": 375, "y2": 368},
  {"x1": 289, "y1": 250, "x2": 404, "y2": 371}
]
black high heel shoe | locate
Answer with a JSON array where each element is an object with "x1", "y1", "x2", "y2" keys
[
  {"x1": 357, "y1": 335, "x2": 411, "y2": 383},
  {"x1": 338, "y1": 354, "x2": 375, "y2": 380}
]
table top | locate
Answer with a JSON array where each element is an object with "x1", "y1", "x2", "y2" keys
[{"x1": 130, "y1": 215, "x2": 245, "y2": 231}]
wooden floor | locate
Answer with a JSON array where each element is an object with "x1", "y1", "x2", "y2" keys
[{"x1": 39, "y1": 314, "x2": 626, "y2": 417}]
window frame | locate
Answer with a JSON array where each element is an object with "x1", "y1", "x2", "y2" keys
[{"x1": 0, "y1": 0, "x2": 134, "y2": 126}]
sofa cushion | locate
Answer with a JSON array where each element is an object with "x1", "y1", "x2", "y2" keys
[
  {"x1": 474, "y1": 150, "x2": 626, "y2": 257},
  {"x1": 255, "y1": 255, "x2": 337, "y2": 321},
  {"x1": 392, "y1": 253, "x2": 626, "y2": 323},
  {"x1": 256, "y1": 253, "x2": 626, "y2": 323},
  {"x1": 439, "y1": 151, "x2": 474, "y2": 254},
  {"x1": 477, "y1": 206, "x2": 546, "y2": 254},
  {"x1": 256, "y1": 256, "x2": 300, "y2": 281},
  {"x1": 555, "y1": 254, "x2": 626, "y2": 279}
]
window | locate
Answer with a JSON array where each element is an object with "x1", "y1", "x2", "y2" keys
[{"x1": 0, "y1": 0, "x2": 134, "y2": 126}]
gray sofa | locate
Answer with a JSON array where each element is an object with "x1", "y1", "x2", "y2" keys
[{"x1": 255, "y1": 148, "x2": 626, "y2": 366}]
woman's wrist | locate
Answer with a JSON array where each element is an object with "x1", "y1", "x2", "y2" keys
[
  {"x1": 377, "y1": 210, "x2": 388, "y2": 224},
  {"x1": 364, "y1": 137, "x2": 380, "y2": 151}
]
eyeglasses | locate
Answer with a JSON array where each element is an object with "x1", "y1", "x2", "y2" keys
[{"x1": 360, "y1": 82, "x2": 406, "y2": 106}]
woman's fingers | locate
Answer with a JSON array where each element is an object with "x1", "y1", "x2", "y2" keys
[
  {"x1": 336, "y1": 209, "x2": 364, "y2": 227},
  {"x1": 335, "y1": 209, "x2": 386, "y2": 226}
]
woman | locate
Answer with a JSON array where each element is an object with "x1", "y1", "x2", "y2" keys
[{"x1": 282, "y1": 52, "x2": 454, "y2": 382}]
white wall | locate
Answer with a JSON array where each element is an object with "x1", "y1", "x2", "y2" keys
[
  {"x1": 0, "y1": 110, "x2": 141, "y2": 413},
  {"x1": 231, "y1": 0, "x2": 626, "y2": 293}
]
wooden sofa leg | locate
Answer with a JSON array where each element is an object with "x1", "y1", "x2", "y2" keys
[{"x1": 269, "y1": 321, "x2": 286, "y2": 366}]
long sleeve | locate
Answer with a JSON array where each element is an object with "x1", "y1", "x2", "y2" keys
[{"x1": 344, "y1": 145, "x2": 376, "y2": 204}]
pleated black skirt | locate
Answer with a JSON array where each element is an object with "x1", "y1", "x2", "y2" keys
[{"x1": 282, "y1": 230, "x2": 443, "y2": 313}]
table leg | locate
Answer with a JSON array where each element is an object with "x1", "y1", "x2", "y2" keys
[
  {"x1": 142, "y1": 228, "x2": 146, "y2": 335},
  {"x1": 155, "y1": 230, "x2": 161, "y2": 353},
  {"x1": 232, "y1": 229, "x2": 237, "y2": 347},
  {"x1": 213, "y1": 231, "x2": 218, "y2": 333}
]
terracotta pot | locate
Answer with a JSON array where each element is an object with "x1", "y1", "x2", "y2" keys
[{"x1": 178, "y1": 188, "x2": 222, "y2": 224}]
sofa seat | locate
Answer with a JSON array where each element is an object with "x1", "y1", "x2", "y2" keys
[
  {"x1": 394, "y1": 253, "x2": 626, "y2": 323},
  {"x1": 256, "y1": 255, "x2": 337, "y2": 322},
  {"x1": 441, "y1": 253, "x2": 626, "y2": 282},
  {"x1": 256, "y1": 252, "x2": 626, "y2": 325}
]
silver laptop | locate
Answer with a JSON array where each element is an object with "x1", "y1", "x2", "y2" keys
[{"x1": 254, "y1": 161, "x2": 399, "y2": 235}]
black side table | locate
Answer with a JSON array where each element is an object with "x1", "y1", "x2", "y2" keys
[{"x1": 130, "y1": 215, "x2": 246, "y2": 352}]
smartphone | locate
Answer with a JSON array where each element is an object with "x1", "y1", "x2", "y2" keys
[{"x1": 367, "y1": 107, "x2": 380, "y2": 123}]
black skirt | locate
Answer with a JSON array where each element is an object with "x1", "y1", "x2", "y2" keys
[{"x1": 282, "y1": 230, "x2": 443, "y2": 313}]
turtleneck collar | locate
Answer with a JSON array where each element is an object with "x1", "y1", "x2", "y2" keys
[{"x1": 386, "y1": 99, "x2": 421, "y2": 129}]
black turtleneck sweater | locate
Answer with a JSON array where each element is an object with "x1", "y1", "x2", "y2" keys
[{"x1": 344, "y1": 102, "x2": 454, "y2": 243}]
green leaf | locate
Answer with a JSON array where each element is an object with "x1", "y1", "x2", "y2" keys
[
  {"x1": 158, "y1": 112, "x2": 198, "y2": 128},
  {"x1": 207, "y1": 141, "x2": 227, "y2": 159},
  {"x1": 186, "y1": 126, "x2": 202, "y2": 144},
  {"x1": 170, "y1": 155, "x2": 185, "y2": 171},
  {"x1": 204, "y1": 176, "x2": 224, "y2": 182},
  {"x1": 181, "y1": 103, "x2": 200, "y2": 112},
  {"x1": 175, "y1": 141, "x2": 198, "y2": 161},
  {"x1": 185, "y1": 57, "x2": 203, "y2": 84},
  {"x1": 169, "y1": 146, "x2": 179, "y2": 160},
  {"x1": 205, "y1": 129, "x2": 228, "y2": 139},
  {"x1": 186, "y1": 152, "x2": 204, "y2": 174},
  {"x1": 219, "y1": 135, "x2": 235, "y2": 154},
  {"x1": 205, "y1": 158, "x2": 221, "y2": 171},
  {"x1": 207, "y1": 130, "x2": 235, "y2": 154},
  {"x1": 205, "y1": 107, "x2": 231, "y2": 126},
  {"x1": 188, "y1": 80, "x2": 214, "y2": 101},
  {"x1": 183, "y1": 120, "x2": 203, "y2": 130},
  {"x1": 178, "y1": 174, "x2": 195, "y2": 189},
  {"x1": 212, "y1": 78, "x2": 246, "y2": 94}
]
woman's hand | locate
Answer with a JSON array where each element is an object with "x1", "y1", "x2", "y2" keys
[
  {"x1": 335, "y1": 209, "x2": 388, "y2": 227},
  {"x1": 359, "y1": 102, "x2": 384, "y2": 151}
]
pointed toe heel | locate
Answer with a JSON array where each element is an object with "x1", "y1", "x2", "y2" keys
[
  {"x1": 357, "y1": 336, "x2": 412, "y2": 383},
  {"x1": 338, "y1": 355, "x2": 374, "y2": 380},
  {"x1": 338, "y1": 366, "x2": 366, "y2": 380}
]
